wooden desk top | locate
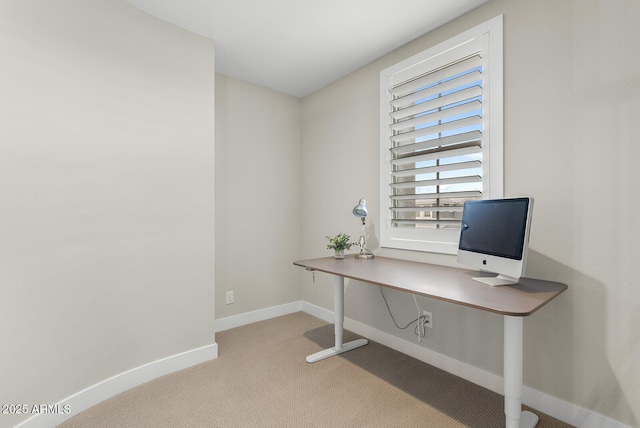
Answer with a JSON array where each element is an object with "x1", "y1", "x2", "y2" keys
[{"x1": 294, "y1": 256, "x2": 567, "y2": 316}]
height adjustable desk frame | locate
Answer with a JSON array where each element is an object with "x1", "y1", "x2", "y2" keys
[{"x1": 294, "y1": 256, "x2": 567, "y2": 428}]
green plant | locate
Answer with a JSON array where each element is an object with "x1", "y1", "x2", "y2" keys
[{"x1": 325, "y1": 233, "x2": 354, "y2": 251}]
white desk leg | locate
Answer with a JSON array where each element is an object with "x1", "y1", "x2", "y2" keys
[
  {"x1": 504, "y1": 316, "x2": 539, "y2": 428},
  {"x1": 306, "y1": 275, "x2": 368, "y2": 363}
]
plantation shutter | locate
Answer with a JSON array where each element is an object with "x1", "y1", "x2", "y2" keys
[{"x1": 387, "y1": 54, "x2": 483, "y2": 229}]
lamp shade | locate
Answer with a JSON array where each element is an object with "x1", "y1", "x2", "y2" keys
[{"x1": 353, "y1": 198, "x2": 368, "y2": 218}]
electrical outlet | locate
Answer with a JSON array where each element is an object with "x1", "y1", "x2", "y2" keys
[
  {"x1": 422, "y1": 310, "x2": 433, "y2": 328},
  {"x1": 225, "y1": 291, "x2": 234, "y2": 305}
]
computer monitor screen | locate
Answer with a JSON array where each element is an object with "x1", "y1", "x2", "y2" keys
[{"x1": 457, "y1": 197, "x2": 534, "y2": 286}]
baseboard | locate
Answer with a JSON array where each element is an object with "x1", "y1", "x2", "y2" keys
[
  {"x1": 215, "y1": 301, "x2": 303, "y2": 332},
  {"x1": 300, "y1": 300, "x2": 504, "y2": 396},
  {"x1": 14, "y1": 343, "x2": 218, "y2": 428},
  {"x1": 522, "y1": 386, "x2": 630, "y2": 428},
  {"x1": 299, "y1": 301, "x2": 628, "y2": 428},
  {"x1": 19, "y1": 301, "x2": 626, "y2": 428}
]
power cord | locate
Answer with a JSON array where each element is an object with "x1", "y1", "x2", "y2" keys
[
  {"x1": 379, "y1": 287, "x2": 430, "y2": 343},
  {"x1": 413, "y1": 294, "x2": 426, "y2": 343}
]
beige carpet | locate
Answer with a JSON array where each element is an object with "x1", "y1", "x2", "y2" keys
[{"x1": 59, "y1": 312, "x2": 573, "y2": 428}]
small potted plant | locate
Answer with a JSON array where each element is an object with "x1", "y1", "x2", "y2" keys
[{"x1": 325, "y1": 233, "x2": 353, "y2": 259}]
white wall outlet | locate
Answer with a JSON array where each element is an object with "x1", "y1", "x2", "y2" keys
[
  {"x1": 225, "y1": 291, "x2": 234, "y2": 305},
  {"x1": 422, "y1": 310, "x2": 433, "y2": 328}
]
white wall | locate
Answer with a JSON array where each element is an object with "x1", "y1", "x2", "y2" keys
[
  {"x1": 0, "y1": 1, "x2": 215, "y2": 427},
  {"x1": 4, "y1": 0, "x2": 637, "y2": 426},
  {"x1": 301, "y1": 0, "x2": 639, "y2": 426},
  {"x1": 215, "y1": 74, "x2": 303, "y2": 319}
]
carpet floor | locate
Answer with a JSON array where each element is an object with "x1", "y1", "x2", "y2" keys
[{"x1": 59, "y1": 312, "x2": 573, "y2": 427}]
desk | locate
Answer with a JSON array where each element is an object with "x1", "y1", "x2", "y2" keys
[{"x1": 294, "y1": 256, "x2": 567, "y2": 428}]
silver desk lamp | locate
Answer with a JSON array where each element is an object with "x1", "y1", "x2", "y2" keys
[{"x1": 353, "y1": 198, "x2": 374, "y2": 259}]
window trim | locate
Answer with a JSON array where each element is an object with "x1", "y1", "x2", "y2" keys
[{"x1": 379, "y1": 15, "x2": 504, "y2": 255}]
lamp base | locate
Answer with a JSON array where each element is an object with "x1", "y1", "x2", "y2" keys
[{"x1": 355, "y1": 253, "x2": 374, "y2": 259}]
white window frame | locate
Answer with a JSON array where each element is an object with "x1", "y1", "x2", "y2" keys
[{"x1": 379, "y1": 15, "x2": 504, "y2": 255}]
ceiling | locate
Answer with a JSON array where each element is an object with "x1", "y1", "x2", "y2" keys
[{"x1": 125, "y1": 0, "x2": 489, "y2": 98}]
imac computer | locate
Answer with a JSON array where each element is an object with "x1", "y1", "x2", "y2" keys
[{"x1": 457, "y1": 197, "x2": 534, "y2": 286}]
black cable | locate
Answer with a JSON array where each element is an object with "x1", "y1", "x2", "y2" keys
[
  {"x1": 380, "y1": 286, "x2": 431, "y2": 341},
  {"x1": 361, "y1": 246, "x2": 374, "y2": 257},
  {"x1": 379, "y1": 286, "x2": 420, "y2": 330}
]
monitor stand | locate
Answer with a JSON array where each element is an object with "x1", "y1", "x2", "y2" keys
[{"x1": 473, "y1": 274, "x2": 519, "y2": 287}]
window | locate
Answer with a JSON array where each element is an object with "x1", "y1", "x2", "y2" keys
[{"x1": 379, "y1": 16, "x2": 503, "y2": 254}]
